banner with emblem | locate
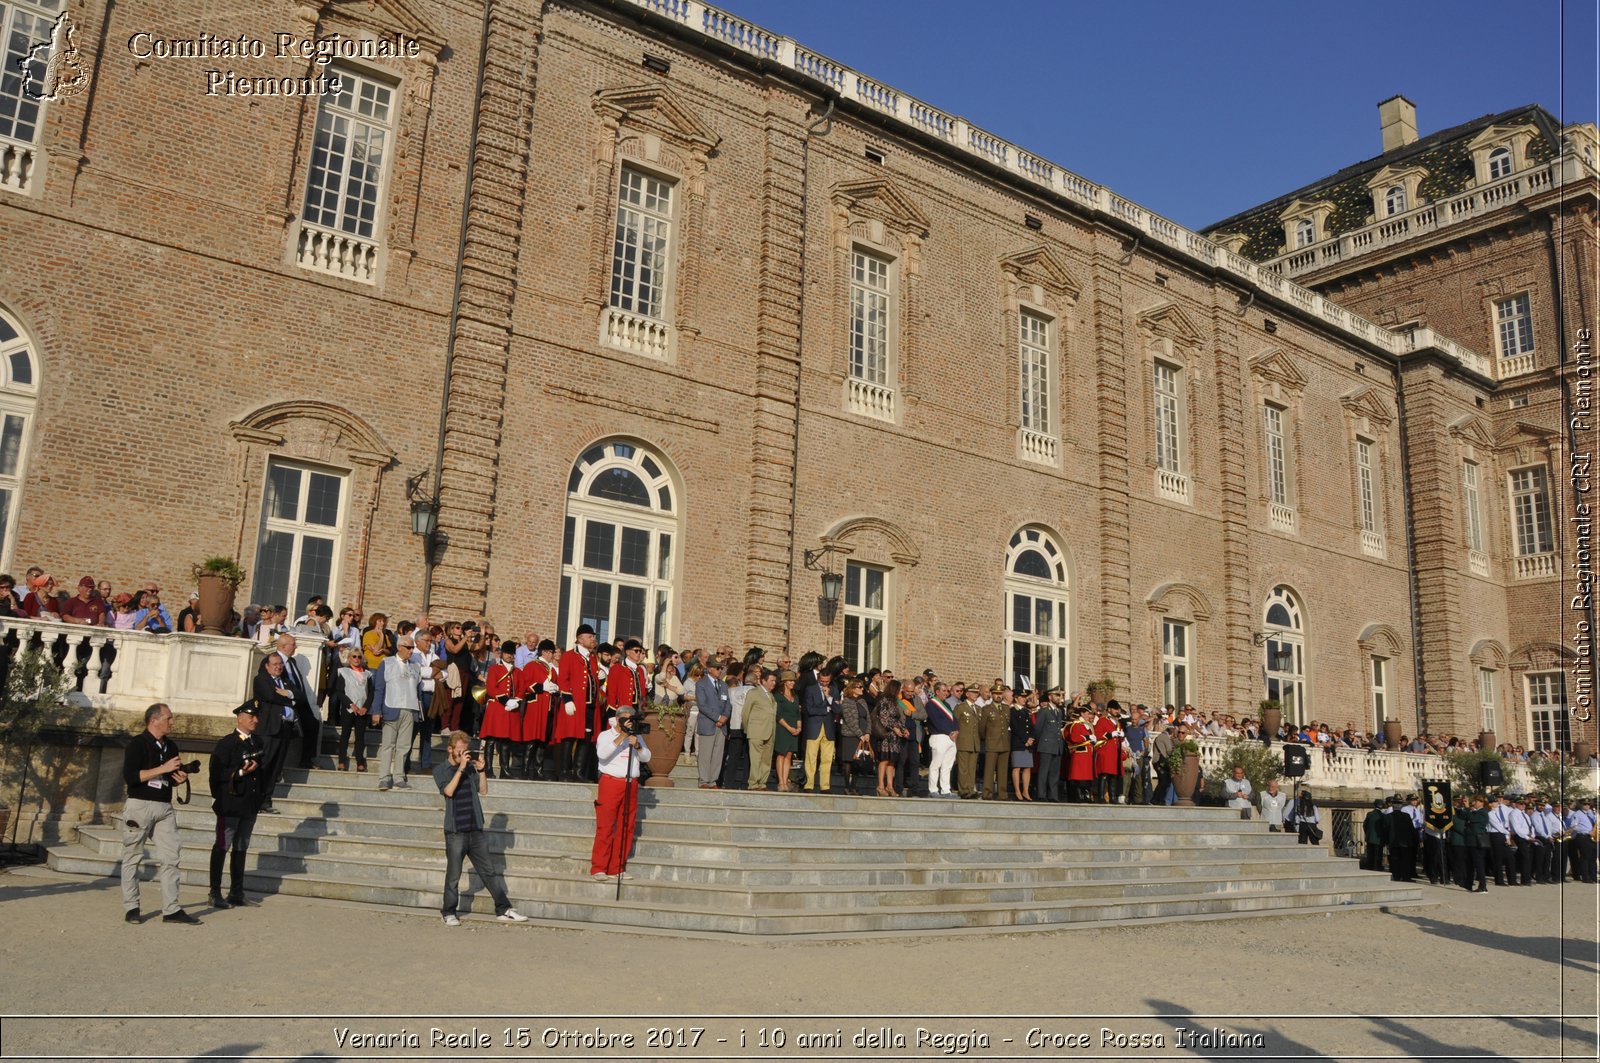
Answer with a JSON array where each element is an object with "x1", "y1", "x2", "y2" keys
[{"x1": 1423, "y1": 779, "x2": 1453, "y2": 833}]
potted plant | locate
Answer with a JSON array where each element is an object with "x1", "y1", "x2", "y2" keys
[
  {"x1": 1168, "y1": 737, "x2": 1201, "y2": 806},
  {"x1": 1258, "y1": 698, "x2": 1283, "y2": 743},
  {"x1": 191, "y1": 557, "x2": 246, "y2": 636},
  {"x1": 641, "y1": 700, "x2": 688, "y2": 786},
  {"x1": 1086, "y1": 677, "x2": 1116, "y2": 706}
]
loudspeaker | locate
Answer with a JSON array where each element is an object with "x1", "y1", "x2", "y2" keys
[
  {"x1": 1480, "y1": 759, "x2": 1504, "y2": 787},
  {"x1": 1283, "y1": 743, "x2": 1309, "y2": 778}
]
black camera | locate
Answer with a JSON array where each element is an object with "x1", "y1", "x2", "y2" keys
[
  {"x1": 178, "y1": 759, "x2": 201, "y2": 775},
  {"x1": 619, "y1": 715, "x2": 650, "y2": 737}
]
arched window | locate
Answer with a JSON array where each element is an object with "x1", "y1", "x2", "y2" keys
[
  {"x1": 557, "y1": 439, "x2": 678, "y2": 647},
  {"x1": 1004, "y1": 527, "x2": 1070, "y2": 693},
  {"x1": 1263, "y1": 585, "x2": 1306, "y2": 722},
  {"x1": 0, "y1": 307, "x2": 39, "y2": 573},
  {"x1": 1384, "y1": 185, "x2": 1407, "y2": 216},
  {"x1": 1487, "y1": 147, "x2": 1512, "y2": 181},
  {"x1": 1294, "y1": 218, "x2": 1315, "y2": 248}
]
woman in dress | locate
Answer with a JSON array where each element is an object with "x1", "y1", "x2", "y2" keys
[
  {"x1": 835, "y1": 676, "x2": 874, "y2": 796},
  {"x1": 360, "y1": 613, "x2": 393, "y2": 671},
  {"x1": 680, "y1": 661, "x2": 704, "y2": 758},
  {"x1": 773, "y1": 670, "x2": 802, "y2": 792},
  {"x1": 1010, "y1": 691, "x2": 1036, "y2": 800},
  {"x1": 875, "y1": 679, "x2": 905, "y2": 797}
]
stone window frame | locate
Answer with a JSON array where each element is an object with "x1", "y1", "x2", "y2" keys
[
  {"x1": 228, "y1": 402, "x2": 394, "y2": 613},
  {"x1": 1147, "y1": 582, "x2": 1213, "y2": 711},
  {"x1": 1262, "y1": 583, "x2": 1308, "y2": 723},
  {"x1": 0, "y1": 0, "x2": 63, "y2": 198},
  {"x1": 813, "y1": 514, "x2": 920, "y2": 674},
  {"x1": 586, "y1": 85, "x2": 719, "y2": 366},
  {"x1": 1467, "y1": 123, "x2": 1539, "y2": 187},
  {"x1": 1137, "y1": 303, "x2": 1204, "y2": 507},
  {"x1": 1277, "y1": 199, "x2": 1335, "y2": 254},
  {"x1": 254, "y1": 456, "x2": 352, "y2": 615},
  {"x1": 1524, "y1": 671, "x2": 1570, "y2": 753},
  {"x1": 1339, "y1": 387, "x2": 1396, "y2": 555},
  {"x1": 1507, "y1": 641, "x2": 1577, "y2": 750},
  {"x1": 1493, "y1": 292, "x2": 1536, "y2": 362},
  {"x1": 280, "y1": 3, "x2": 445, "y2": 291},
  {"x1": 1506, "y1": 463, "x2": 1554, "y2": 557},
  {"x1": 1248, "y1": 349, "x2": 1308, "y2": 531},
  {"x1": 1448, "y1": 414, "x2": 1497, "y2": 576},
  {"x1": 0, "y1": 303, "x2": 40, "y2": 574},
  {"x1": 1470, "y1": 639, "x2": 1509, "y2": 738},
  {"x1": 1364, "y1": 164, "x2": 1427, "y2": 221},
  {"x1": 829, "y1": 179, "x2": 928, "y2": 426},
  {"x1": 999, "y1": 245, "x2": 1081, "y2": 467},
  {"x1": 1357, "y1": 623, "x2": 1405, "y2": 733},
  {"x1": 1003, "y1": 524, "x2": 1073, "y2": 693}
]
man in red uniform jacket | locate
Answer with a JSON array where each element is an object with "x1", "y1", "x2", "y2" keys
[
  {"x1": 1093, "y1": 703, "x2": 1122, "y2": 804},
  {"x1": 517, "y1": 638, "x2": 559, "y2": 779},
  {"x1": 556, "y1": 625, "x2": 600, "y2": 782},
  {"x1": 1066, "y1": 702, "x2": 1096, "y2": 803},
  {"x1": 606, "y1": 639, "x2": 650, "y2": 718}
]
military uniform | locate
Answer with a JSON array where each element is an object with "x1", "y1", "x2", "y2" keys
[
  {"x1": 953, "y1": 696, "x2": 982, "y2": 798},
  {"x1": 980, "y1": 694, "x2": 1011, "y2": 799},
  {"x1": 1361, "y1": 800, "x2": 1388, "y2": 871}
]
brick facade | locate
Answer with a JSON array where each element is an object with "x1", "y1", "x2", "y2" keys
[{"x1": 0, "y1": 0, "x2": 1587, "y2": 751}]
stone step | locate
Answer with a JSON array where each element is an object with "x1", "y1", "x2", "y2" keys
[{"x1": 52, "y1": 843, "x2": 1417, "y2": 936}]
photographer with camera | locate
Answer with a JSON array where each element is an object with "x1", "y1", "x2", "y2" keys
[
  {"x1": 435, "y1": 731, "x2": 527, "y2": 925},
  {"x1": 590, "y1": 704, "x2": 651, "y2": 881},
  {"x1": 120, "y1": 702, "x2": 199, "y2": 924},
  {"x1": 208, "y1": 702, "x2": 267, "y2": 909}
]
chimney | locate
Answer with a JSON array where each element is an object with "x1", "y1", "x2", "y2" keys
[{"x1": 1379, "y1": 95, "x2": 1418, "y2": 153}]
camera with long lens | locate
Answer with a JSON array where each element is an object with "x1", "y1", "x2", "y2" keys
[
  {"x1": 171, "y1": 759, "x2": 201, "y2": 778},
  {"x1": 619, "y1": 715, "x2": 650, "y2": 737}
]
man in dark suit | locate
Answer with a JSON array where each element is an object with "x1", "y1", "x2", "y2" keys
[
  {"x1": 271, "y1": 634, "x2": 322, "y2": 769},
  {"x1": 208, "y1": 702, "x2": 266, "y2": 909},
  {"x1": 251, "y1": 653, "x2": 297, "y2": 814},
  {"x1": 801, "y1": 661, "x2": 839, "y2": 792}
]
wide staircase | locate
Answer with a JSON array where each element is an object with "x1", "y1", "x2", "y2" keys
[{"x1": 49, "y1": 769, "x2": 1424, "y2": 938}]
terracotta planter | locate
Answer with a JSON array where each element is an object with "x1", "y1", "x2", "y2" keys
[
  {"x1": 196, "y1": 572, "x2": 237, "y2": 636},
  {"x1": 1383, "y1": 720, "x2": 1404, "y2": 751},
  {"x1": 1478, "y1": 731, "x2": 1497, "y2": 753},
  {"x1": 1574, "y1": 741, "x2": 1592, "y2": 764},
  {"x1": 1261, "y1": 707, "x2": 1282, "y2": 743},
  {"x1": 1174, "y1": 752, "x2": 1201, "y2": 807},
  {"x1": 642, "y1": 706, "x2": 687, "y2": 786}
]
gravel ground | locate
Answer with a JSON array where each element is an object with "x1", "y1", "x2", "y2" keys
[{"x1": 0, "y1": 865, "x2": 1595, "y2": 1061}]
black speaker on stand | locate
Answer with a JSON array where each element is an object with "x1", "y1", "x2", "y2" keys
[
  {"x1": 1283, "y1": 743, "x2": 1309, "y2": 778},
  {"x1": 1480, "y1": 758, "x2": 1504, "y2": 788}
]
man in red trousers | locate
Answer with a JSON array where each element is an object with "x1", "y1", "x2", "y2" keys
[{"x1": 590, "y1": 705, "x2": 651, "y2": 881}]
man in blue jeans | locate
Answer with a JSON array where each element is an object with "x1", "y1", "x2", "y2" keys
[{"x1": 434, "y1": 730, "x2": 528, "y2": 926}]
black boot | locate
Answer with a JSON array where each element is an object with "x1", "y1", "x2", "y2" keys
[
  {"x1": 208, "y1": 849, "x2": 230, "y2": 908},
  {"x1": 529, "y1": 743, "x2": 546, "y2": 780},
  {"x1": 228, "y1": 851, "x2": 252, "y2": 906},
  {"x1": 482, "y1": 740, "x2": 496, "y2": 779},
  {"x1": 499, "y1": 741, "x2": 516, "y2": 780}
]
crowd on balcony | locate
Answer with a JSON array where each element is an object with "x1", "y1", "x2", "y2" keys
[{"x1": 0, "y1": 569, "x2": 192, "y2": 633}]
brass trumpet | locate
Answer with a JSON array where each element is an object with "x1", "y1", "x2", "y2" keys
[{"x1": 469, "y1": 683, "x2": 487, "y2": 705}]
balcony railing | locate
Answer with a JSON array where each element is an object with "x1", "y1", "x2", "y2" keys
[
  {"x1": 599, "y1": 306, "x2": 673, "y2": 360},
  {"x1": 1361, "y1": 529, "x2": 1386, "y2": 558},
  {"x1": 1497, "y1": 352, "x2": 1534, "y2": 378},
  {"x1": 1468, "y1": 550, "x2": 1491, "y2": 578},
  {"x1": 0, "y1": 135, "x2": 39, "y2": 194},
  {"x1": 845, "y1": 377, "x2": 896, "y2": 422},
  {"x1": 296, "y1": 220, "x2": 380, "y2": 283},
  {"x1": 0, "y1": 617, "x2": 269, "y2": 720},
  {"x1": 1156, "y1": 468, "x2": 1190, "y2": 505},
  {"x1": 1269, "y1": 502, "x2": 1296, "y2": 533},
  {"x1": 611, "y1": 0, "x2": 1506, "y2": 385},
  {"x1": 1514, "y1": 552, "x2": 1556, "y2": 580},
  {"x1": 1018, "y1": 427, "x2": 1057, "y2": 466},
  {"x1": 1193, "y1": 736, "x2": 1598, "y2": 795}
]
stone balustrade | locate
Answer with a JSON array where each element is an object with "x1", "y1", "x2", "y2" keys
[
  {"x1": 1018, "y1": 427, "x2": 1058, "y2": 466},
  {"x1": 1, "y1": 617, "x2": 262, "y2": 721},
  {"x1": 1193, "y1": 735, "x2": 1599, "y2": 796},
  {"x1": 296, "y1": 220, "x2": 379, "y2": 283},
  {"x1": 1514, "y1": 552, "x2": 1557, "y2": 580},
  {"x1": 612, "y1": 0, "x2": 1504, "y2": 381},
  {"x1": 600, "y1": 305, "x2": 673, "y2": 360},
  {"x1": 845, "y1": 377, "x2": 896, "y2": 422},
  {"x1": 1269, "y1": 502, "x2": 1295, "y2": 534},
  {"x1": 1156, "y1": 468, "x2": 1190, "y2": 505},
  {"x1": 0, "y1": 135, "x2": 38, "y2": 194}
]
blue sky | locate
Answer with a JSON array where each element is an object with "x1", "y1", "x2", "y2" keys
[{"x1": 716, "y1": 0, "x2": 1598, "y2": 229}]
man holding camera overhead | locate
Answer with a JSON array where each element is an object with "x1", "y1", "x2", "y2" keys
[
  {"x1": 120, "y1": 702, "x2": 199, "y2": 924},
  {"x1": 208, "y1": 701, "x2": 268, "y2": 910},
  {"x1": 590, "y1": 704, "x2": 651, "y2": 881}
]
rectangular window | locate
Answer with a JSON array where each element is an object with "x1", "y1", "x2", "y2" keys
[
  {"x1": 0, "y1": 1, "x2": 54, "y2": 148},
  {"x1": 1462, "y1": 461, "x2": 1485, "y2": 553},
  {"x1": 1371, "y1": 656, "x2": 1389, "y2": 728},
  {"x1": 610, "y1": 167, "x2": 675, "y2": 320},
  {"x1": 1478, "y1": 668, "x2": 1497, "y2": 733},
  {"x1": 1153, "y1": 361, "x2": 1181, "y2": 474},
  {"x1": 1161, "y1": 619, "x2": 1190, "y2": 708},
  {"x1": 253, "y1": 459, "x2": 346, "y2": 612},
  {"x1": 1527, "y1": 672, "x2": 1569, "y2": 752},
  {"x1": 1509, "y1": 467, "x2": 1553, "y2": 555},
  {"x1": 1264, "y1": 404, "x2": 1289, "y2": 505},
  {"x1": 1357, "y1": 438, "x2": 1378, "y2": 533},
  {"x1": 842, "y1": 560, "x2": 888, "y2": 673},
  {"x1": 302, "y1": 71, "x2": 394, "y2": 239},
  {"x1": 850, "y1": 249, "x2": 892, "y2": 386},
  {"x1": 1495, "y1": 294, "x2": 1534, "y2": 360},
  {"x1": 1019, "y1": 311, "x2": 1051, "y2": 433}
]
